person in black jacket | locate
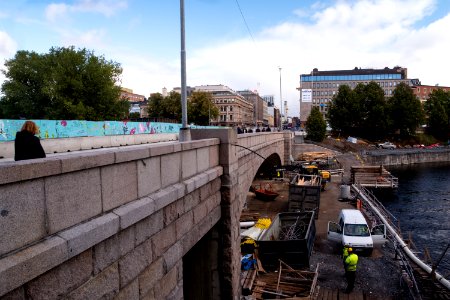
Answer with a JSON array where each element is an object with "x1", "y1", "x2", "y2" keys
[{"x1": 14, "y1": 121, "x2": 46, "y2": 161}]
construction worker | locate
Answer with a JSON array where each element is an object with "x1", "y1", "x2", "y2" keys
[
  {"x1": 344, "y1": 247, "x2": 358, "y2": 293},
  {"x1": 342, "y1": 246, "x2": 349, "y2": 268}
]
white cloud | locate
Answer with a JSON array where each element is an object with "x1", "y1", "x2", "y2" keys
[
  {"x1": 0, "y1": 31, "x2": 17, "y2": 89},
  {"x1": 173, "y1": 0, "x2": 448, "y2": 117},
  {"x1": 45, "y1": 3, "x2": 69, "y2": 22},
  {"x1": 45, "y1": 0, "x2": 127, "y2": 22},
  {"x1": 0, "y1": 31, "x2": 17, "y2": 59}
]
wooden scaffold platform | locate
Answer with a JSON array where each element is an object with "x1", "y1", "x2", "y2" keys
[{"x1": 350, "y1": 165, "x2": 398, "y2": 189}]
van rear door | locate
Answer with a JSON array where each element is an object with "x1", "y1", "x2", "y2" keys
[
  {"x1": 327, "y1": 221, "x2": 342, "y2": 243},
  {"x1": 371, "y1": 224, "x2": 387, "y2": 245}
]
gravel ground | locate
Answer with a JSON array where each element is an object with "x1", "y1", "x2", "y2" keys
[{"x1": 310, "y1": 242, "x2": 407, "y2": 298}]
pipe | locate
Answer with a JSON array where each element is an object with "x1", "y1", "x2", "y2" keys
[{"x1": 353, "y1": 185, "x2": 450, "y2": 290}]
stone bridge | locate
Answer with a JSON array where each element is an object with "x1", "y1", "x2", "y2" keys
[{"x1": 0, "y1": 128, "x2": 291, "y2": 299}]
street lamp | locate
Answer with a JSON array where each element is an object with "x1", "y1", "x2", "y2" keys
[
  {"x1": 179, "y1": 0, "x2": 190, "y2": 141},
  {"x1": 279, "y1": 66, "x2": 283, "y2": 131}
]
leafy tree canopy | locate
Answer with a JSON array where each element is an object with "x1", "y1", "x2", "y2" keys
[
  {"x1": 327, "y1": 85, "x2": 356, "y2": 135},
  {"x1": 306, "y1": 107, "x2": 326, "y2": 142},
  {"x1": 424, "y1": 88, "x2": 450, "y2": 140},
  {"x1": 0, "y1": 46, "x2": 129, "y2": 120},
  {"x1": 187, "y1": 91, "x2": 219, "y2": 126},
  {"x1": 388, "y1": 82, "x2": 424, "y2": 137},
  {"x1": 147, "y1": 90, "x2": 218, "y2": 125}
]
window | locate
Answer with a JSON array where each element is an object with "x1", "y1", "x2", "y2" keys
[
  {"x1": 230, "y1": 106, "x2": 233, "y2": 112},
  {"x1": 229, "y1": 114, "x2": 233, "y2": 120}
]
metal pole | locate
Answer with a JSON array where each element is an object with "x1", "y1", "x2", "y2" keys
[
  {"x1": 179, "y1": 0, "x2": 190, "y2": 141},
  {"x1": 279, "y1": 66, "x2": 283, "y2": 131}
]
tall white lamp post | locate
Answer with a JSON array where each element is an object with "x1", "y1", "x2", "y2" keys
[
  {"x1": 278, "y1": 66, "x2": 283, "y2": 131},
  {"x1": 179, "y1": 0, "x2": 190, "y2": 141}
]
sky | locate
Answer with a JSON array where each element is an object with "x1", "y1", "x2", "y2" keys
[{"x1": 1, "y1": 0, "x2": 450, "y2": 117}]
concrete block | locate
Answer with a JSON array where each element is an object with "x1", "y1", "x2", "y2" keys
[
  {"x1": 193, "y1": 201, "x2": 208, "y2": 225},
  {"x1": 154, "y1": 265, "x2": 178, "y2": 300},
  {"x1": 101, "y1": 162, "x2": 138, "y2": 211},
  {"x1": 0, "y1": 158, "x2": 62, "y2": 185},
  {"x1": 114, "y1": 145, "x2": 150, "y2": 163},
  {"x1": 180, "y1": 226, "x2": 200, "y2": 256},
  {"x1": 181, "y1": 149, "x2": 197, "y2": 179},
  {"x1": 135, "y1": 210, "x2": 163, "y2": 246},
  {"x1": 160, "y1": 153, "x2": 181, "y2": 188},
  {"x1": 118, "y1": 239, "x2": 152, "y2": 288},
  {"x1": 42, "y1": 137, "x2": 82, "y2": 153},
  {"x1": 148, "y1": 142, "x2": 174, "y2": 157},
  {"x1": 80, "y1": 136, "x2": 112, "y2": 150},
  {"x1": 0, "y1": 141, "x2": 13, "y2": 159},
  {"x1": 0, "y1": 179, "x2": 46, "y2": 256},
  {"x1": 173, "y1": 143, "x2": 182, "y2": 152},
  {"x1": 27, "y1": 250, "x2": 92, "y2": 299},
  {"x1": 60, "y1": 150, "x2": 115, "y2": 173},
  {"x1": 183, "y1": 190, "x2": 200, "y2": 212},
  {"x1": 199, "y1": 182, "x2": 212, "y2": 202},
  {"x1": 152, "y1": 223, "x2": 176, "y2": 258},
  {"x1": 137, "y1": 156, "x2": 161, "y2": 198},
  {"x1": 197, "y1": 147, "x2": 210, "y2": 173},
  {"x1": 118, "y1": 226, "x2": 136, "y2": 256},
  {"x1": 138, "y1": 257, "x2": 165, "y2": 297},
  {"x1": 183, "y1": 177, "x2": 196, "y2": 194},
  {"x1": 152, "y1": 186, "x2": 179, "y2": 212},
  {"x1": 45, "y1": 168, "x2": 103, "y2": 233},
  {"x1": 175, "y1": 210, "x2": 193, "y2": 240},
  {"x1": 58, "y1": 213, "x2": 119, "y2": 259},
  {"x1": 163, "y1": 241, "x2": 183, "y2": 273},
  {"x1": 114, "y1": 279, "x2": 139, "y2": 300},
  {"x1": 194, "y1": 172, "x2": 209, "y2": 190},
  {"x1": 0, "y1": 236, "x2": 68, "y2": 297},
  {"x1": 173, "y1": 183, "x2": 186, "y2": 201},
  {"x1": 66, "y1": 262, "x2": 119, "y2": 300},
  {"x1": 0, "y1": 287, "x2": 25, "y2": 300},
  {"x1": 113, "y1": 196, "x2": 156, "y2": 229},
  {"x1": 163, "y1": 198, "x2": 184, "y2": 226},
  {"x1": 93, "y1": 235, "x2": 120, "y2": 275}
]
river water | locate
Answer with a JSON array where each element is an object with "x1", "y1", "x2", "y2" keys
[{"x1": 380, "y1": 162, "x2": 450, "y2": 274}]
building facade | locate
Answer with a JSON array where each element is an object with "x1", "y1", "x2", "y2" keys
[
  {"x1": 237, "y1": 90, "x2": 266, "y2": 126},
  {"x1": 194, "y1": 85, "x2": 254, "y2": 127},
  {"x1": 298, "y1": 66, "x2": 411, "y2": 123},
  {"x1": 411, "y1": 83, "x2": 450, "y2": 103}
]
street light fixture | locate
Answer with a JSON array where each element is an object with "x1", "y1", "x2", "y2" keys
[{"x1": 279, "y1": 66, "x2": 283, "y2": 131}]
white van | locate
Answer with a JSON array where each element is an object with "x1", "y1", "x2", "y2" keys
[{"x1": 327, "y1": 209, "x2": 387, "y2": 255}]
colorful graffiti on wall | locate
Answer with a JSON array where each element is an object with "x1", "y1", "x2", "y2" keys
[{"x1": 0, "y1": 120, "x2": 184, "y2": 142}]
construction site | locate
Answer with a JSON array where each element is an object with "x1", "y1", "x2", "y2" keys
[{"x1": 239, "y1": 144, "x2": 450, "y2": 300}]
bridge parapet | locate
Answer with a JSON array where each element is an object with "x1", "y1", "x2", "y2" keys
[
  {"x1": 0, "y1": 138, "x2": 222, "y2": 298},
  {"x1": 0, "y1": 129, "x2": 292, "y2": 299}
]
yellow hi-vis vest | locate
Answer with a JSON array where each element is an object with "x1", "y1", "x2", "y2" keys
[
  {"x1": 342, "y1": 247, "x2": 349, "y2": 260},
  {"x1": 345, "y1": 253, "x2": 358, "y2": 271}
]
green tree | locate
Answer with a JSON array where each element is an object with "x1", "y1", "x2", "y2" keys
[
  {"x1": 327, "y1": 85, "x2": 357, "y2": 135},
  {"x1": 360, "y1": 81, "x2": 389, "y2": 140},
  {"x1": 187, "y1": 91, "x2": 219, "y2": 126},
  {"x1": 0, "y1": 46, "x2": 128, "y2": 120},
  {"x1": 306, "y1": 107, "x2": 326, "y2": 142},
  {"x1": 388, "y1": 82, "x2": 424, "y2": 137},
  {"x1": 147, "y1": 93, "x2": 165, "y2": 119},
  {"x1": 162, "y1": 91, "x2": 182, "y2": 121},
  {"x1": 424, "y1": 88, "x2": 450, "y2": 140}
]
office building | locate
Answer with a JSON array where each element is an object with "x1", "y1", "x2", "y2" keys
[{"x1": 298, "y1": 66, "x2": 411, "y2": 123}]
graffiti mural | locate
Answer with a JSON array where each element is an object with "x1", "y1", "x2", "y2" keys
[{"x1": 0, "y1": 119, "x2": 185, "y2": 142}]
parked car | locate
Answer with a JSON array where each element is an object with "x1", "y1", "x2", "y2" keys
[
  {"x1": 377, "y1": 142, "x2": 396, "y2": 149},
  {"x1": 327, "y1": 209, "x2": 387, "y2": 256}
]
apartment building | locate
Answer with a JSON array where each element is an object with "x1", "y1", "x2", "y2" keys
[
  {"x1": 193, "y1": 85, "x2": 254, "y2": 127},
  {"x1": 298, "y1": 66, "x2": 411, "y2": 123},
  {"x1": 237, "y1": 90, "x2": 267, "y2": 126},
  {"x1": 411, "y1": 83, "x2": 450, "y2": 103}
]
